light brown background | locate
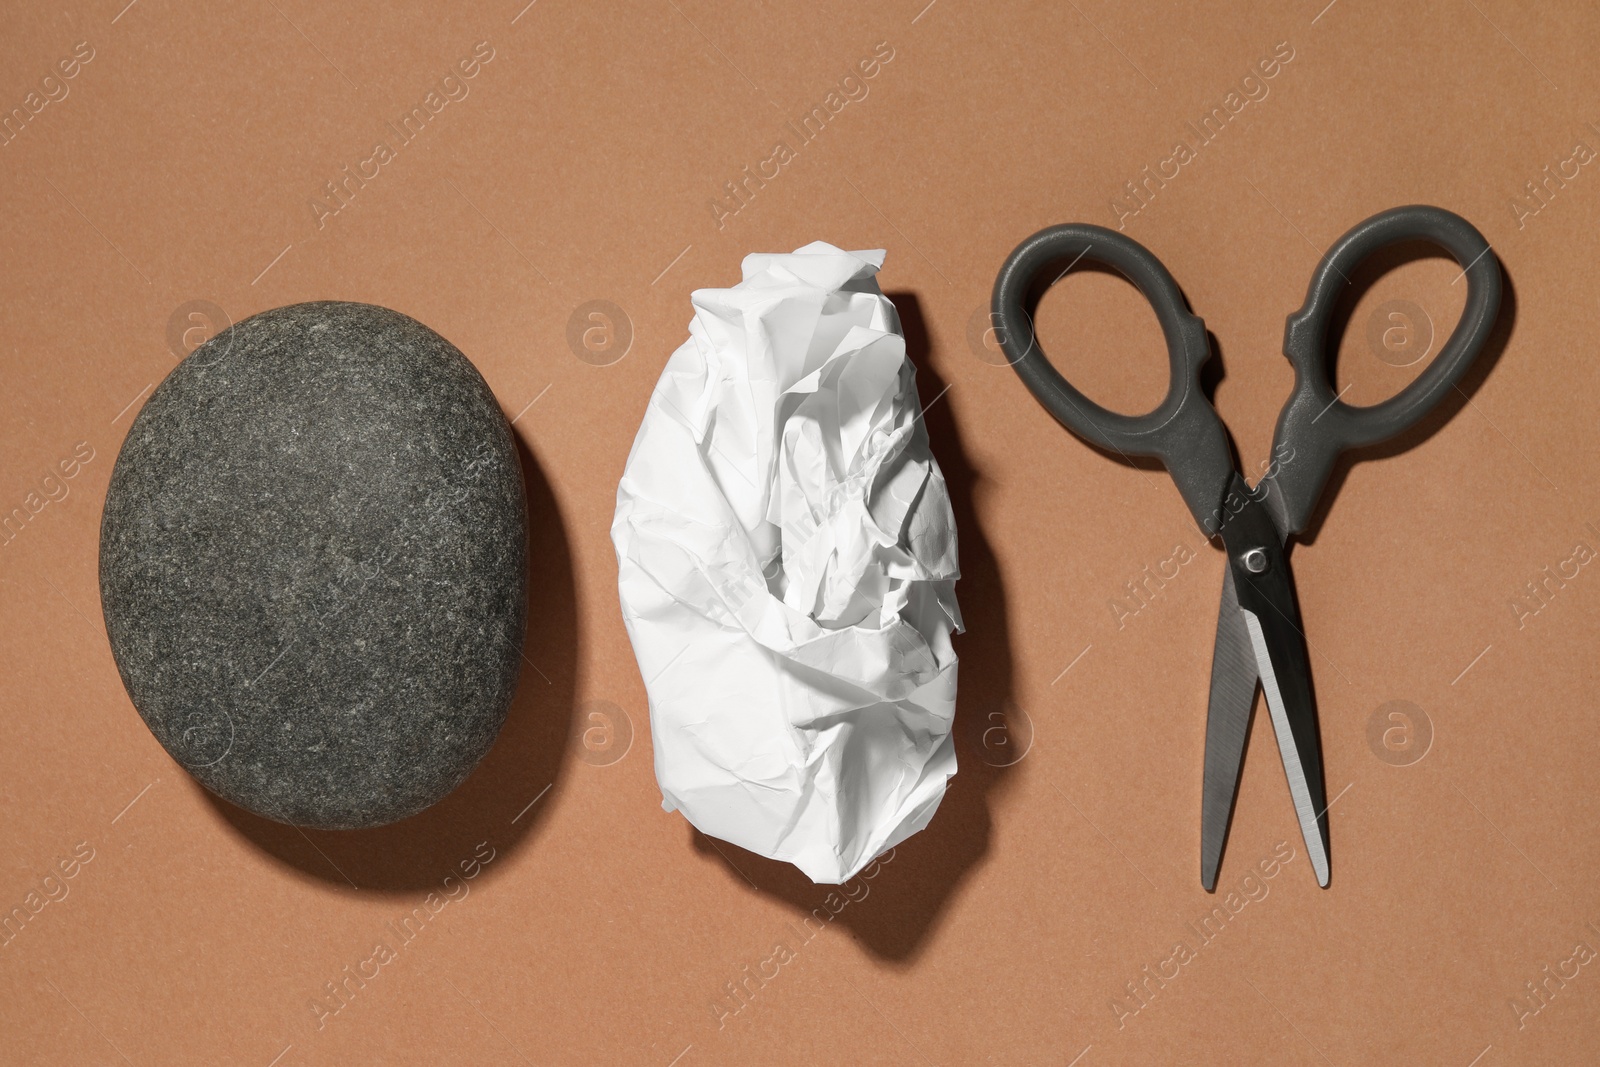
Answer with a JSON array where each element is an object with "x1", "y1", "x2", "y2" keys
[{"x1": 3, "y1": 0, "x2": 1597, "y2": 1063}]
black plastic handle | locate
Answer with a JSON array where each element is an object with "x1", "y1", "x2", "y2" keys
[
  {"x1": 992, "y1": 223, "x2": 1236, "y2": 534},
  {"x1": 1268, "y1": 205, "x2": 1503, "y2": 535}
]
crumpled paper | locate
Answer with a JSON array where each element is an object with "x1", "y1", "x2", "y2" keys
[{"x1": 611, "y1": 241, "x2": 963, "y2": 884}]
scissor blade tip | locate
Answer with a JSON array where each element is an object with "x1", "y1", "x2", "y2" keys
[
  {"x1": 1200, "y1": 854, "x2": 1220, "y2": 892},
  {"x1": 1310, "y1": 848, "x2": 1330, "y2": 887}
]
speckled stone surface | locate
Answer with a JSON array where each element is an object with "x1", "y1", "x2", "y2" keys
[{"x1": 99, "y1": 301, "x2": 527, "y2": 829}]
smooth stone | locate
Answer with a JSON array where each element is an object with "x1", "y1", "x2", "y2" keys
[{"x1": 100, "y1": 301, "x2": 527, "y2": 829}]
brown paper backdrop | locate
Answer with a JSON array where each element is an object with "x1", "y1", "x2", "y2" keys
[{"x1": 3, "y1": 1, "x2": 1598, "y2": 1063}]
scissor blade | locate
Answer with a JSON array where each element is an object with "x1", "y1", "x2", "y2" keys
[
  {"x1": 1216, "y1": 474, "x2": 1330, "y2": 888},
  {"x1": 1239, "y1": 602, "x2": 1331, "y2": 886},
  {"x1": 1201, "y1": 566, "x2": 1258, "y2": 891}
]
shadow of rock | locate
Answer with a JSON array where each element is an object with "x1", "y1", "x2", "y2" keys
[
  {"x1": 201, "y1": 433, "x2": 577, "y2": 894},
  {"x1": 690, "y1": 290, "x2": 1022, "y2": 963}
]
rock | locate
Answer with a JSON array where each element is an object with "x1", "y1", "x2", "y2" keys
[{"x1": 99, "y1": 301, "x2": 527, "y2": 829}]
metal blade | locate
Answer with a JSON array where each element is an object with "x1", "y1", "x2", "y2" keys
[
  {"x1": 1201, "y1": 566, "x2": 1258, "y2": 891},
  {"x1": 1238, "y1": 601, "x2": 1330, "y2": 887},
  {"x1": 1216, "y1": 473, "x2": 1331, "y2": 888}
]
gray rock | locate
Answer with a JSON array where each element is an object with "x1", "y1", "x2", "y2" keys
[{"x1": 99, "y1": 301, "x2": 527, "y2": 829}]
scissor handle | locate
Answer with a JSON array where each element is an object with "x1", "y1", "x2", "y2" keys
[
  {"x1": 992, "y1": 224, "x2": 1236, "y2": 534},
  {"x1": 1269, "y1": 205, "x2": 1503, "y2": 535}
]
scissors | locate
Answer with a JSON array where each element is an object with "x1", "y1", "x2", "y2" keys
[{"x1": 992, "y1": 205, "x2": 1502, "y2": 889}]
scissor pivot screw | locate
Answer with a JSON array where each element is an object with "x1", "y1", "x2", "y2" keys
[{"x1": 1241, "y1": 548, "x2": 1269, "y2": 574}]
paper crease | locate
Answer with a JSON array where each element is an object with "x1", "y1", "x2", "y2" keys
[{"x1": 612, "y1": 242, "x2": 962, "y2": 884}]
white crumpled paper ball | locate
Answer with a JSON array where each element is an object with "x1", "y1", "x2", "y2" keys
[{"x1": 611, "y1": 241, "x2": 963, "y2": 884}]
